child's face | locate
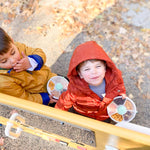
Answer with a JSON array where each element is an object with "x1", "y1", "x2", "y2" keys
[
  {"x1": 78, "y1": 60, "x2": 106, "y2": 86},
  {"x1": 0, "y1": 43, "x2": 21, "y2": 69}
]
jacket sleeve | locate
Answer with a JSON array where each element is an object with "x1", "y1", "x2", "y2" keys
[
  {"x1": 105, "y1": 69, "x2": 126, "y2": 105},
  {"x1": 55, "y1": 91, "x2": 74, "y2": 111},
  {"x1": 98, "y1": 77, "x2": 126, "y2": 112},
  {"x1": 0, "y1": 77, "x2": 48, "y2": 104},
  {"x1": 28, "y1": 55, "x2": 44, "y2": 70}
]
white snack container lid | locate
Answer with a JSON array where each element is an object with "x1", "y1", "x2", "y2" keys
[
  {"x1": 47, "y1": 76, "x2": 69, "y2": 99},
  {"x1": 107, "y1": 96, "x2": 137, "y2": 123}
]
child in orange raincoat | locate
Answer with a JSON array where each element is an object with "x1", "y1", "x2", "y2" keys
[{"x1": 55, "y1": 41, "x2": 126, "y2": 121}]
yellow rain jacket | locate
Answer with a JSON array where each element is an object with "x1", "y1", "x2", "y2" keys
[{"x1": 0, "y1": 42, "x2": 56, "y2": 104}]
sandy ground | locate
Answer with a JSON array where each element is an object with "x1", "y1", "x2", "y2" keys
[{"x1": 0, "y1": 0, "x2": 150, "y2": 149}]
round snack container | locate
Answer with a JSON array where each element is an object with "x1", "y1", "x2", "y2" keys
[
  {"x1": 107, "y1": 96, "x2": 137, "y2": 123},
  {"x1": 47, "y1": 76, "x2": 69, "y2": 99}
]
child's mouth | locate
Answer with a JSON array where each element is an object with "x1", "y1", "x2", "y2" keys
[{"x1": 91, "y1": 76, "x2": 99, "y2": 79}]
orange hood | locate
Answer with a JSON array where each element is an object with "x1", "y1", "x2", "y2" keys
[{"x1": 68, "y1": 41, "x2": 118, "y2": 78}]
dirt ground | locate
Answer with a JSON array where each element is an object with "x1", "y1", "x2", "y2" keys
[{"x1": 0, "y1": 0, "x2": 150, "y2": 149}]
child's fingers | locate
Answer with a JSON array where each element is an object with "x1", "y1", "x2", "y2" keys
[
  {"x1": 48, "y1": 95, "x2": 58, "y2": 105},
  {"x1": 21, "y1": 51, "x2": 26, "y2": 58},
  {"x1": 52, "y1": 99, "x2": 58, "y2": 103},
  {"x1": 121, "y1": 94, "x2": 127, "y2": 99},
  {"x1": 13, "y1": 64, "x2": 23, "y2": 72},
  {"x1": 15, "y1": 69, "x2": 23, "y2": 72}
]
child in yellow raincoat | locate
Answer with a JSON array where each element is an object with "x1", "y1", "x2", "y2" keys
[{"x1": 0, "y1": 27, "x2": 57, "y2": 105}]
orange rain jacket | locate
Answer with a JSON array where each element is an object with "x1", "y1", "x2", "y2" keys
[{"x1": 55, "y1": 41, "x2": 126, "y2": 121}]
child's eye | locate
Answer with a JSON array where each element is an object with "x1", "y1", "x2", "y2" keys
[
  {"x1": 11, "y1": 50, "x2": 15, "y2": 55},
  {"x1": 1, "y1": 59, "x2": 7, "y2": 63},
  {"x1": 96, "y1": 65, "x2": 101, "y2": 68},
  {"x1": 84, "y1": 68, "x2": 90, "y2": 71}
]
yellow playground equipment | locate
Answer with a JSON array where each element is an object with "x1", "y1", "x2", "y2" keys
[{"x1": 0, "y1": 93, "x2": 150, "y2": 150}]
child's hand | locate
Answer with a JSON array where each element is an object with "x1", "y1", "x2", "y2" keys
[
  {"x1": 121, "y1": 94, "x2": 127, "y2": 99},
  {"x1": 13, "y1": 52, "x2": 31, "y2": 72},
  {"x1": 48, "y1": 95, "x2": 58, "y2": 105},
  {"x1": 99, "y1": 101, "x2": 106, "y2": 110}
]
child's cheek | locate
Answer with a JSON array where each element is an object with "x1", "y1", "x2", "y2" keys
[{"x1": 84, "y1": 73, "x2": 90, "y2": 79}]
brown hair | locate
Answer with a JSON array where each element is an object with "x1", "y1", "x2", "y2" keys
[{"x1": 0, "y1": 27, "x2": 13, "y2": 55}]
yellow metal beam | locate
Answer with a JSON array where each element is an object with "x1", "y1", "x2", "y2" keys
[{"x1": 0, "y1": 93, "x2": 150, "y2": 150}]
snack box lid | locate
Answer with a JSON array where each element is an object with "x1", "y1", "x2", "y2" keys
[
  {"x1": 47, "y1": 76, "x2": 69, "y2": 99},
  {"x1": 107, "y1": 96, "x2": 137, "y2": 123}
]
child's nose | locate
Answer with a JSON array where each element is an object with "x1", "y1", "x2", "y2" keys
[{"x1": 92, "y1": 68, "x2": 97, "y2": 74}]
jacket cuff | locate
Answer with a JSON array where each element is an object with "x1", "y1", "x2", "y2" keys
[
  {"x1": 28, "y1": 55, "x2": 43, "y2": 70},
  {"x1": 40, "y1": 93, "x2": 50, "y2": 105}
]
